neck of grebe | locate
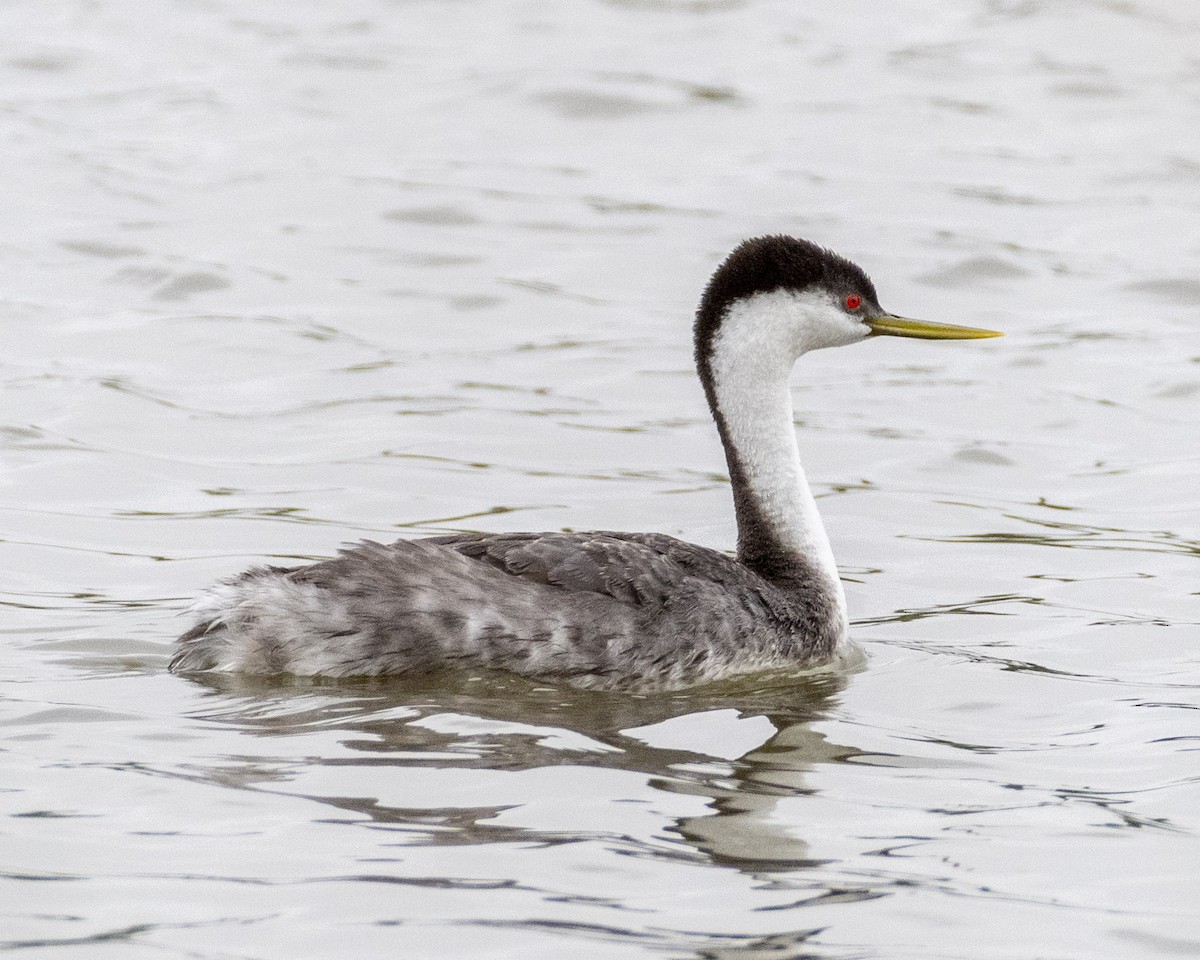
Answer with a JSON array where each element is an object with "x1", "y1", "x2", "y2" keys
[{"x1": 700, "y1": 293, "x2": 848, "y2": 626}]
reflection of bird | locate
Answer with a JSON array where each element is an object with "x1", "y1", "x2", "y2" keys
[{"x1": 171, "y1": 236, "x2": 1000, "y2": 689}]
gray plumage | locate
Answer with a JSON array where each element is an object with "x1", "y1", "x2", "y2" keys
[
  {"x1": 170, "y1": 235, "x2": 998, "y2": 689},
  {"x1": 170, "y1": 531, "x2": 842, "y2": 690}
]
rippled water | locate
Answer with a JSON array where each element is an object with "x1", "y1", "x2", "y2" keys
[{"x1": 3, "y1": 1, "x2": 1199, "y2": 957}]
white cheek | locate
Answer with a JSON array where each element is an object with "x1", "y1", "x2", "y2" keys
[
  {"x1": 718, "y1": 289, "x2": 869, "y2": 360},
  {"x1": 809, "y1": 307, "x2": 871, "y2": 351}
]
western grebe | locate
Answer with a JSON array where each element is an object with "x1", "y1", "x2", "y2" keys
[{"x1": 170, "y1": 236, "x2": 1001, "y2": 689}]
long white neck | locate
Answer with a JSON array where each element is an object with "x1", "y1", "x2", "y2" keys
[{"x1": 702, "y1": 291, "x2": 848, "y2": 627}]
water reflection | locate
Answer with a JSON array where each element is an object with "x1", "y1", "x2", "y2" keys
[
  {"x1": 177, "y1": 669, "x2": 862, "y2": 874},
  {"x1": 669, "y1": 716, "x2": 864, "y2": 871}
]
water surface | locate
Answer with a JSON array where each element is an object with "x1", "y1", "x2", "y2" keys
[{"x1": 3, "y1": 1, "x2": 1199, "y2": 957}]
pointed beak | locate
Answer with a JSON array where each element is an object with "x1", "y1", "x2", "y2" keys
[{"x1": 866, "y1": 314, "x2": 1003, "y2": 340}]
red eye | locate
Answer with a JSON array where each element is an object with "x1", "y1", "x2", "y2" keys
[{"x1": 845, "y1": 294, "x2": 862, "y2": 311}]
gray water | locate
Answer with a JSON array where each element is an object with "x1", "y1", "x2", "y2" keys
[{"x1": 3, "y1": 1, "x2": 1199, "y2": 957}]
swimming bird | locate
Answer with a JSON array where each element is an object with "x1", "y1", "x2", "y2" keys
[{"x1": 170, "y1": 236, "x2": 1001, "y2": 689}]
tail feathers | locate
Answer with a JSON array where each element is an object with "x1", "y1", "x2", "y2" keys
[
  {"x1": 169, "y1": 619, "x2": 232, "y2": 673},
  {"x1": 169, "y1": 568, "x2": 284, "y2": 674},
  {"x1": 169, "y1": 566, "x2": 360, "y2": 676}
]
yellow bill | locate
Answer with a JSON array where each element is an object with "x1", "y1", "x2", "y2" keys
[{"x1": 866, "y1": 315, "x2": 1003, "y2": 340}]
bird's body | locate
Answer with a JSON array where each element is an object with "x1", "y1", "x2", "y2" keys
[
  {"x1": 171, "y1": 236, "x2": 999, "y2": 689},
  {"x1": 171, "y1": 531, "x2": 842, "y2": 689}
]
